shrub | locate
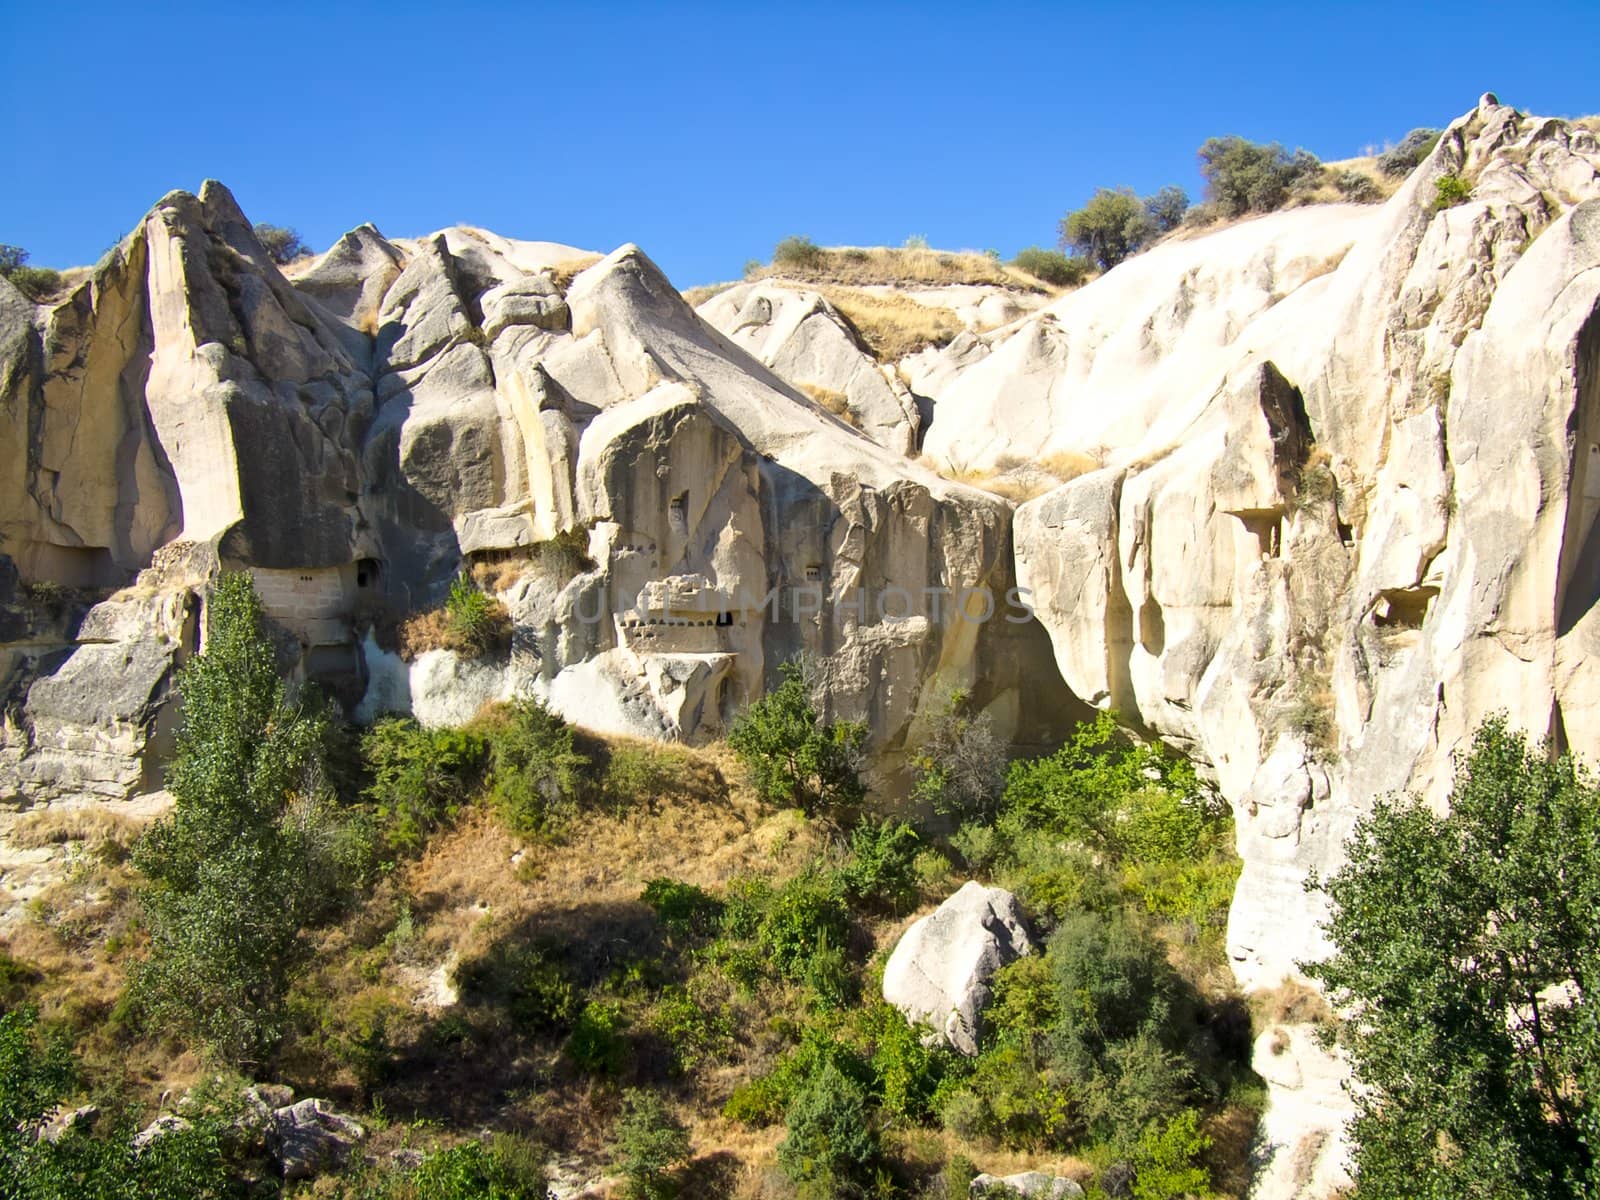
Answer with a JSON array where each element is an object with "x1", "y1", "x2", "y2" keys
[
  {"x1": 1010, "y1": 246, "x2": 1093, "y2": 287},
  {"x1": 361, "y1": 718, "x2": 486, "y2": 853},
  {"x1": 1130, "y1": 1109, "x2": 1214, "y2": 1199},
  {"x1": 1334, "y1": 170, "x2": 1381, "y2": 203},
  {"x1": 779, "y1": 1059, "x2": 881, "y2": 1196},
  {"x1": 483, "y1": 698, "x2": 591, "y2": 837},
  {"x1": 568, "y1": 1000, "x2": 628, "y2": 1077},
  {"x1": 454, "y1": 941, "x2": 582, "y2": 1034},
  {"x1": 407, "y1": 1135, "x2": 550, "y2": 1199},
  {"x1": 728, "y1": 659, "x2": 867, "y2": 818},
  {"x1": 253, "y1": 223, "x2": 311, "y2": 264},
  {"x1": 1060, "y1": 187, "x2": 1156, "y2": 270},
  {"x1": 0, "y1": 244, "x2": 62, "y2": 302},
  {"x1": 445, "y1": 572, "x2": 512, "y2": 657},
  {"x1": 641, "y1": 878, "x2": 724, "y2": 938},
  {"x1": 773, "y1": 235, "x2": 827, "y2": 271},
  {"x1": 1377, "y1": 127, "x2": 1442, "y2": 178},
  {"x1": 614, "y1": 1089, "x2": 691, "y2": 1200},
  {"x1": 839, "y1": 818, "x2": 921, "y2": 912},
  {"x1": 132, "y1": 573, "x2": 349, "y2": 1063},
  {"x1": 911, "y1": 688, "x2": 1008, "y2": 823},
  {"x1": 1197, "y1": 136, "x2": 1321, "y2": 217},
  {"x1": 758, "y1": 872, "x2": 852, "y2": 983},
  {"x1": 649, "y1": 983, "x2": 734, "y2": 1073},
  {"x1": 1433, "y1": 173, "x2": 1473, "y2": 210}
]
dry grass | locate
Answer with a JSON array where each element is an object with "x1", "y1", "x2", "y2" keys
[
  {"x1": 395, "y1": 596, "x2": 512, "y2": 661},
  {"x1": 816, "y1": 286, "x2": 963, "y2": 362},
  {"x1": 1249, "y1": 978, "x2": 1335, "y2": 1029},
  {"x1": 682, "y1": 281, "x2": 738, "y2": 307},
  {"x1": 752, "y1": 244, "x2": 1049, "y2": 293},
  {"x1": 549, "y1": 254, "x2": 603, "y2": 291},
  {"x1": 798, "y1": 382, "x2": 858, "y2": 427},
  {"x1": 6, "y1": 805, "x2": 143, "y2": 851},
  {"x1": 1570, "y1": 114, "x2": 1600, "y2": 135},
  {"x1": 924, "y1": 448, "x2": 1105, "y2": 504}
]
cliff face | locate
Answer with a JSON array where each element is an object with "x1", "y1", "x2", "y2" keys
[
  {"x1": 0, "y1": 185, "x2": 1074, "y2": 809},
  {"x1": 4, "y1": 96, "x2": 1599, "y2": 1197},
  {"x1": 924, "y1": 96, "x2": 1600, "y2": 1194}
]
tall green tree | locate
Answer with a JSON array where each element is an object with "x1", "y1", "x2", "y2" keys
[
  {"x1": 133, "y1": 573, "x2": 337, "y2": 1064},
  {"x1": 1305, "y1": 717, "x2": 1600, "y2": 1199}
]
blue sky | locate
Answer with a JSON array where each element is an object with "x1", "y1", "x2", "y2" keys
[{"x1": 3, "y1": 1, "x2": 1597, "y2": 289}]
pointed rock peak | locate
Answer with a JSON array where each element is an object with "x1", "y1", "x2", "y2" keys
[
  {"x1": 197, "y1": 179, "x2": 250, "y2": 227},
  {"x1": 566, "y1": 242, "x2": 690, "y2": 321}
]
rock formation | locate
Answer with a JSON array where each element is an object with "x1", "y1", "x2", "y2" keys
[
  {"x1": 0, "y1": 188, "x2": 1073, "y2": 807},
  {"x1": 5, "y1": 94, "x2": 1599, "y2": 1199},
  {"x1": 925, "y1": 95, "x2": 1600, "y2": 1194}
]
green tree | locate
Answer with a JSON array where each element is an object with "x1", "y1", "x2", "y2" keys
[
  {"x1": 728, "y1": 659, "x2": 867, "y2": 817},
  {"x1": 1304, "y1": 717, "x2": 1600, "y2": 1199},
  {"x1": 132, "y1": 572, "x2": 338, "y2": 1064},
  {"x1": 252, "y1": 223, "x2": 310, "y2": 264},
  {"x1": 1060, "y1": 187, "x2": 1156, "y2": 270},
  {"x1": 614, "y1": 1089, "x2": 691, "y2": 1200},
  {"x1": 1143, "y1": 185, "x2": 1190, "y2": 233},
  {"x1": 778, "y1": 1059, "x2": 880, "y2": 1197},
  {"x1": 0, "y1": 244, "x2": 62, "y2": 302},
  {"x1": 1197, "y1": 136, "x2": 1320, "y2": 217}
]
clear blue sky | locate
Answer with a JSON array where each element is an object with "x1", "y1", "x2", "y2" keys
[{"x1": 3, "y1": 1, "x2": 1597, "y2": 289}]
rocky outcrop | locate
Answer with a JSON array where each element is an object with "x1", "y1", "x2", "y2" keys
[
  {"x1": 697, "y1": 282, "x2": 923, "y2": 453},
  {"x1": 882, "y1": 881, "x2": 1033, "y2": 1054},
  {"x1": 927, "y1": 96, "x2": 1600, "y2": 1195},
  {"x1": 970, "y1": 1171, "x2": 1084, "y2": 1199}
]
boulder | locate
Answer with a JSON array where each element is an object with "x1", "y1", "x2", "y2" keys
[
  {"x1": 970, "y1": 1171, "x2": 1084, "y2": 1199},
  {"x1": 271, "y1": 1097, "x2": 366, "y2": 1180},
  {"x1": 132, "y1": 1114, "x2": 192, "y2": 1151},
  {"x1": 882, "y1": 881, "x2": 1032, "y2": 1055}
]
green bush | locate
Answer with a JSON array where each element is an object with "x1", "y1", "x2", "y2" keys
[
  {"x1": 406, "y1": 1135, "x2": 550, "y2": 1200},
  {"x1": 728, "y1": 659, "x2": 867, "y2": 818},
  {"x1": 614, "y1": 1088, "x2": 691, "y2": 1200},
  {"x1": 1433, "y1": 173, "x2": 1473, "y2": 210},
  {"x1": 648, "y1": 983, "x2": 734, "y2": 1074},
  {"x1": 773, "y1": 235, "x2": 828, "y2": 271},
  {"x1": 640, "y1": 878, "x2": 724, "y2": 938},
  {"x1": 1010, "y1": 246, "x2": 1093, "y2": 287},
  {"x1": 1131, "y1": 1109, "x2": 1214, "y2": 1200},
  {"x1": 778, "y1": 1059, "x2": 881, "y2": 1197},
  {"x1": 0, "y1": 244, "x2": 62, "y2": 302},
  {"x1": 445, "y1": 573, "x2": 512, "y2": 658},
  {"x1": 758, "y1": 872, "x2": 852, "y2": 983},
  {"x1": 362, "y1": 718, "x2": 486, "y2": 853},
  {"x1": 1377, "y1": 127, "x2": 1442, "y2": 178},
  {"x1": 483, "y1": 698, "x2": 591, "y2": 837},
  {"x1": 0, "y1": 1008, "x2": 238, "y2": 1198},
  {"x1": 839, "y1": 818, "x2": 921, "y2": 912},
  {"x1": 1197, "y1": 136, "x2": 1321, "y2": 217},
  {"x1": 453, "y1": 941, "x2": 581, "y2": 1034},
  {"x1": 568, "y1": 1000, "x2": 628, "y2": 1077}
]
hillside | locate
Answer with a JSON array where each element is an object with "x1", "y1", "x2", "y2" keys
[{"x1": 4, "y1": 93, "x2": 1600, "y2": 1198}]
